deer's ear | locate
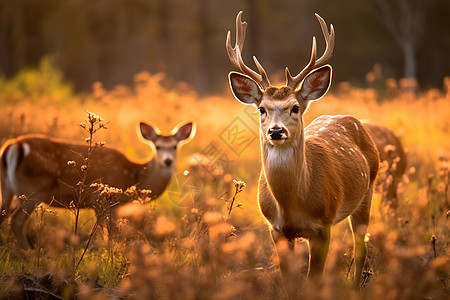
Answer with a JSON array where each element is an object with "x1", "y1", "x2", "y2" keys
[
  {"x1": 229, "y1": 72, "x2": 263, "y2": 105},
  {"x1": 139, "y1": 122, "x2": 158, "y2": 142},
  {"x1": 175, "y1": 122, "x2": 195, "y2": 142},
  {"x1": 297, "y1": 65, "x2": 332, "y2": 101}
]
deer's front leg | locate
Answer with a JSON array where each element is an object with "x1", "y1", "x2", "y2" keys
[
  {"x1": 308, "y1": 224, "x2": 331, "y2": 280},
  {"x1": 271, "y1": 229, "x2": 297, "y2": 299}
]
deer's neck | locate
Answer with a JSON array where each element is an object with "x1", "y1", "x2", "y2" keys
[
  {"x1": 261, "y1": 129, "x2": 309, "y2": 210},
  {"x1": 137, "y1": 158, "x2": 174, "y2": 198}
]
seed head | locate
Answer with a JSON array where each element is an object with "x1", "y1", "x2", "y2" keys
[
  {"x1": 87, "y1": 110, "x2": 103, "y2": 124},
  {"x1": 233, "y1": 180, "x2": 246, "y2": 193},
  {"x1": 67, "y1": 161, "x2": 76, "y2": 167},
  {"x1": 430, "y1": 235, "x2": 437, "y2": 243}
]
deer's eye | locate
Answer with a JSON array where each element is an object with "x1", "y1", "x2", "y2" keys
[
  {"x1": 258, "y1": 107, "x2": 266, "y2": 115},
  {"x1": 173, "y1": 145, "x2": 177, "y2": 150},
  {"x1": 292, "y1": 105, "x2": 300, "y2": 114},
  {"x1": 156, "y1": 145, "x2": 161, "y2": 150}
]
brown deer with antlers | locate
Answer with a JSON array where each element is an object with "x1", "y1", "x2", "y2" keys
[
  {"x1": 0, "y1": 121, "x2": 195, "y2": 250},
  {"x1": 226, "y1": 12, "x2": 379, "y2": 296}
]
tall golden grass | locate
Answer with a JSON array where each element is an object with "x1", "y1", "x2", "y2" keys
[{"x1": 0, "y1": 67, "x2": 448, "y2": 299}]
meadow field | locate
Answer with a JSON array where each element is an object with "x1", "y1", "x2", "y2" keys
[{"x1": 0, "y1": 62, "x2": 449, "y2": 299}]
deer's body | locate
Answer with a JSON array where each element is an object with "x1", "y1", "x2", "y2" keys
[
  {"x1": 362, "y1": 122, "x2": 406, "y2": 209},
  {"x1": 260, "y1": 115, "x2": 378, "y2": 241},
  {"x1": 226, "y1": 12, "x2": 378, "y2": 296},
  {"x1": 0, "y1": 121, "x2": 195, "y2": 249},
  {"x1": 1, "y1": 135, "x2": 171, "y2": 207}
]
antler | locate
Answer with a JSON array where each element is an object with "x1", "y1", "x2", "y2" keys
[
  {"x1": 226, "y1": 11, "x2": 271, "y2": 89},
  {"x1": 286, "y1": 13, "x2": 335, "y2": 89}
]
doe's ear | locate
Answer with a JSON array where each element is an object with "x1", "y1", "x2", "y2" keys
[
  {"x1": 139, "y1": 122, "x2": 158, "y2": 142},
  {"x1": 229, "y1": 72, "x2": 263, "y2": 105},
  {"x1": 298, "y1": 65, "x2": 332, "y2": 102},
  {"x1": 174, "y1": 122, "x2": 195, "y2": 142}
]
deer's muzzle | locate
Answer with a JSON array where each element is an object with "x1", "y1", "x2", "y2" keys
[{"x1": 267, "y1": 127, "x2": 287, "y2": 145}]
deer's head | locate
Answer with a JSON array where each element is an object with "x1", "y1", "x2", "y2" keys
[
  {"x1": 227, "y1": 12, "x2": 334, "y2": 147},
  {"x1": 139, "y1": 121, "x2": 196, "y2": 168}
]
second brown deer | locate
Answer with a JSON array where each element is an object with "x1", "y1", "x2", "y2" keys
[
  {"x1": 362, "y1": 121, "x2": 407, "y2": 210},
  {"x1": 0, "y1": 120, "x2": 195, "y2": 250},
  {"x1": 226, "y1": 12, "x2": 379, "y2": 296}
]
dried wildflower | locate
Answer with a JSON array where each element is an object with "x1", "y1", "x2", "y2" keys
[
  {"x1": 430, "y1": 235, "x2": 437, "y2": 259},
  {"x1": 91, "y1": 182, "x2": 123, "y2": 197},
  {"x1": 383, "y1": 144, "x2": 396, "y2": 155},
  {"x1": 81, "y1": 165, "x2": 88, "y2": 172},
  {"x1": 233, "y1": 180, "x2": 246, "y2": 193},
  {"x1": 227, "y1": 180, "x2": 246, "y2": 219},
  {"x1": 430, "y1": 235, "x2": 437, "y2": 243},
  {"x1": 67, "y1": 160, "x2": 76, "y2": 167},
  {"x1": 85, "y1": 137, "x2": 91, "y2": 144},
  {"x1": 124, "y1": 185, "x2": 153, "y2": 203},
  {"x1": 87, "y1": 110, "x2": 103, "y2": 124},
  {"x1": 96, "y1": 141, "x2": 106, "y2": 147}
]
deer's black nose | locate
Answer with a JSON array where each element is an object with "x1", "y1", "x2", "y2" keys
[
  {"x1": 164, "y1": 158, "x2": 173, "y2": 166},
  {"x1": 269, "y1": 128, "x2": 284, "y2": 140}
]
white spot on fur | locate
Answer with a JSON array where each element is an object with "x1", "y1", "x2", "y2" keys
[
  {"x1": 336, "y1": 132, "x2": 340, "y2": 137},
  {"x1": 354, "y1": 122, "x2": 359, "y2": 131},
  {"x1": 340, "y1": 147, "x2": 345, "y2": 151},
  {"x1": 340, "y1": 125, "x2": 347, "y2": 132},
  {"x1": 334, "y1": 148, "x2": 339, "y2": 154},
  {"x1": 22, "y1": 143, "x2": 30, "y2": 157},
  {"x1": 6, "y1": 144, "x2": 19, "y2": 192}
]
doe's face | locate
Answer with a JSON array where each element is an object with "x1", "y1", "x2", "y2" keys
[
  {"x1": 154, "y1": 136, "x2": 178, "y2": 168},
  {"x1": 139, "y1": 121, "x2": 195, "y2": 168}
]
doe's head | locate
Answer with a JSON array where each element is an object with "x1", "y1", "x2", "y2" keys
[{"x1": 139, "y1": 121, "x2": 196, "y2": 168}]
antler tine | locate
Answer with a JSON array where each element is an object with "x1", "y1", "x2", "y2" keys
[
  {"x1": 315, "y1": 13, "x2": 335, "y2": 66},
  {"x1": 226, "y1": 11, "x2": 271, "y2": 89},
  {"x1": 286, "y1": 36, "x2": 317, "y2": 89},
  {"x1": 253, "y1": 56, "x2": 270, "y2": 88},
  {"x1": 286, "y1": 13, "x2": 335, "y2": 89}
]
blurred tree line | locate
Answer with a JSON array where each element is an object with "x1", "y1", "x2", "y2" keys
[{"x1": 0, "y1": 0, "x2": 449, "y2": 95}]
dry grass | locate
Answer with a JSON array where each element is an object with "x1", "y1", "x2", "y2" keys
[{"x1": 0, "y1": 69, "x2": 449, "y2": 299}]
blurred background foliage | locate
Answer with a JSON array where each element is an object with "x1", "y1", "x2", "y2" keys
[{"x1": 0, "y1": 0, "x2": 449, "y2": 95}]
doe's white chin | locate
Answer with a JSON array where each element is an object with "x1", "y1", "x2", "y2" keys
[{"x1": 268, "y1": 139, "x2": 286, "y2": 146}]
